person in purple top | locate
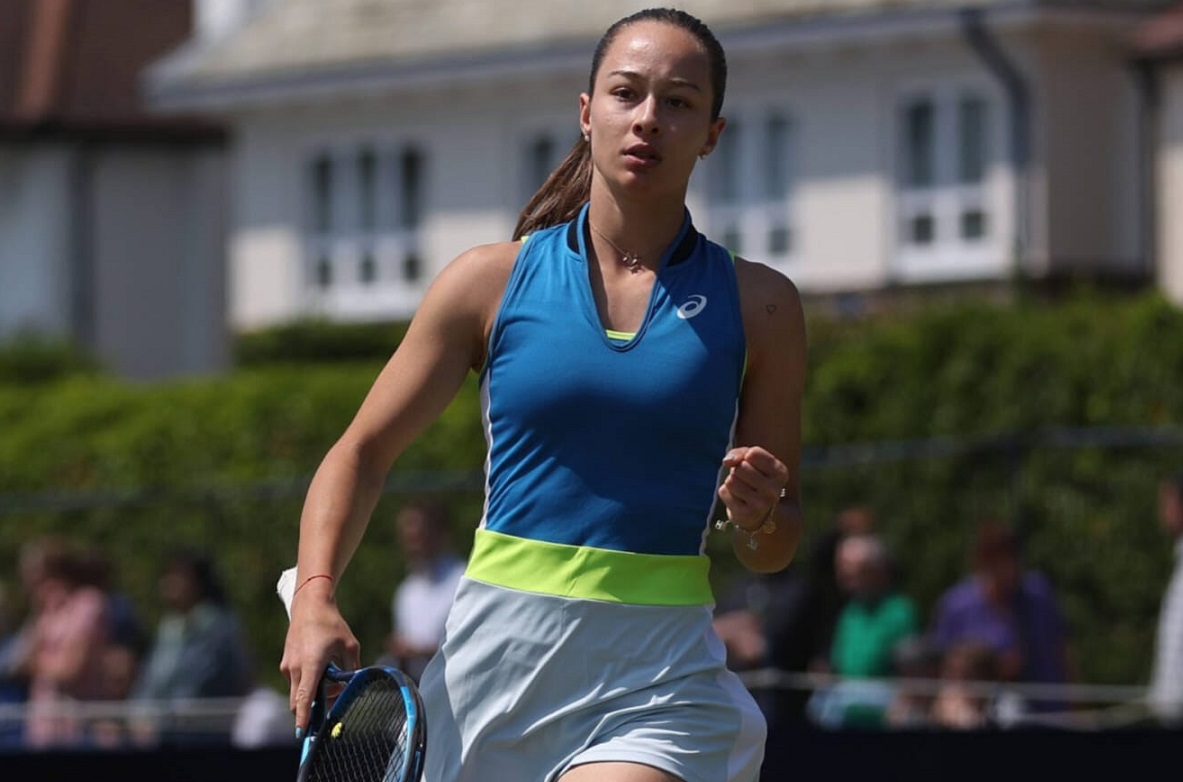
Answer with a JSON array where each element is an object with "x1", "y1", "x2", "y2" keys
[{"x1": 929, "y1": 520, "x2": 1073, "y2": 715}]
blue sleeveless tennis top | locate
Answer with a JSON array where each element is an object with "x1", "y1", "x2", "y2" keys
[{"x1": 468, "y1": 203, "x2": 746, "y2": 605}]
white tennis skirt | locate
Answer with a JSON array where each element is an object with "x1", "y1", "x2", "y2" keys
[{"x1": 417, "y1": 576, "x2": 766, "y2": 782}]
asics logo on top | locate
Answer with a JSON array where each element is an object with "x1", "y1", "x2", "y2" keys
[{"x1": 676, "y1": 295, "x2": 708, "y2": 320}]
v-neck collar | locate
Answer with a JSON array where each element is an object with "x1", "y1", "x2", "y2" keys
[
  {"x1": 566, "y1": 203, "x2": 697, "y2": 350},
  {"x1": 567, "y1": 202, "x2": 699, "y2": 270}
]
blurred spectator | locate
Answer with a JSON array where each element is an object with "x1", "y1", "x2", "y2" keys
[
  {"x1": 378, "y1": 500, "x2": 465, "y2": 683},
  {"x1": 78, "y1": 547, "x2": 149, "y2": 700},
  {"x1": 17, "y1": 538, "x2": 115, "y2": 748},
  {"x1": 1149, "y1": 474, "x2": 1183, "y2": 726},
  {"x1": 0, "y1": 581, "x2": 28, "y2": 746},
  {"x1": 884, "y1": 635, "x2": 943, "y2": 730},
  {"x1": 130, "y1": 548, "x2": 253, "y2": 745},
  {"x1": 714, "y1": 505, "x2": 880, "y2": 733},
  {"x1": 836, "y1": 505, "x2": 878, "y2": 537},
  {"x1": 231, "y1": 683, "x2": 292, "y2": 749},
  {"x1": 0, "y1": 537, "x2": 63, "y2": 745},
  {"x1": 712, "y1": 559, "x2": 826, "y2": 730},
  {"x1": 829, "y1": 533, "x2": 919, "y2": 679},
  {"x1": 231, "y1": 657, "x2": 294, "y2": 750},
  {"x1": 930, "y1": 640, "x2": 1000, "y2": 730},
  {"x1": 807, "y1": 533, "x2": 918, "y2": 729},
  {"x1": 929, "y1": 519, "x2": 1072, "y2": 715},
  {"x1": 805, "y1": 505, "x2": 880, "y2": 674}
]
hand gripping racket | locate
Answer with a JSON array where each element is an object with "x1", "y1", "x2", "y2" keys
[{"x1": 277, "y1": 568, "x2": 427, "y2": 782}]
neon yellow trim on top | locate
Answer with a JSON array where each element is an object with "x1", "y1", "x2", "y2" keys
[
  {"x1": 465, "y1": 528, "x2": 713, "y2": 606},
  {"x1": 605, "y1": 329, "x2": 636, "y2": 341}
]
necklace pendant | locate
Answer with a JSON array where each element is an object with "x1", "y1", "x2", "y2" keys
[{"x1": 622, "y1": 252, "x2": 641, "y2": 273}]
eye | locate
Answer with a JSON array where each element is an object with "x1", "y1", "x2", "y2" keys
[{"x1": 611, "y1": 86, "x2": 636, "y2": 101}]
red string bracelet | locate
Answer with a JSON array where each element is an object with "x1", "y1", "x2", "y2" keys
[{"x1": 293, "y1": 573, "x2": 334, "y2": 600}]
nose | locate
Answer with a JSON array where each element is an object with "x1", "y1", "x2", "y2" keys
[{"x1": 632, "y1": 95, "x2": 660, "y2": 136}]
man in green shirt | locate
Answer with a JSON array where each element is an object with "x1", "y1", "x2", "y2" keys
[
  {"x1": 831, "y1": 533, "x2": 918, "y2": 677},
  {"x1": 809, "y1": 533, "x2": 918, "y2": 728}
]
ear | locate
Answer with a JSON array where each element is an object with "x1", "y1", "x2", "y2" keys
[
  {"x1": 579, "y1": 93, "x2": 592, "y2": 140},
  {"x1": 700, "y1": 116, "x2": 727, "y2": 158}
]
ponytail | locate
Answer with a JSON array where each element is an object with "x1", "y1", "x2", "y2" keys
[{"x1": 512, "y1": 136, "x2": 593, "y2": 240}]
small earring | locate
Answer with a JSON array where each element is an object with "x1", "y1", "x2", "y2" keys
[{"x1": 583, "y1": 132, "x2": 590, "y2": 142}]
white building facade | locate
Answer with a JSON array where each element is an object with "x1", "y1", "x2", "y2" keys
[{"x1": 147, "y1": 0, "x2": 1174, "y2": 331}]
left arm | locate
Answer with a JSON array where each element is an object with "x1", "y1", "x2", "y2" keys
[{"x1": 716, "y1": 258, "x2": 807, "y2": 573}]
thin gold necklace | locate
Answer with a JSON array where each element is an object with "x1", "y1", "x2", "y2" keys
[{"x1": 589, "y1": 222, "x2": 643, "y2": 273}]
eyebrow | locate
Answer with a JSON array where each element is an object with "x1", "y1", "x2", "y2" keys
[{"x1": 605, "y1": 69, "x2": 703, "y2": 91}]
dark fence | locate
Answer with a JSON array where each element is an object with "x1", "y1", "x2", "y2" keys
[{"x1": 2, "y1": 727, "x2": 1180, "y2": 782}]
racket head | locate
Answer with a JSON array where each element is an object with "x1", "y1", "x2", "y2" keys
[{"x1": 297, "y1": 664, "x2": 427, "y2": 782}]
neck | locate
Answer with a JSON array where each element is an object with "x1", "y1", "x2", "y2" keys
[
  {"x1": 589, "y1": 205, "x2": 686, "y2": 275},
  {"x1": 586, "y1": 181, "x2": 686, "y2": 266}
]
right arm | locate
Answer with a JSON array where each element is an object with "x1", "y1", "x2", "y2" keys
[{"x1": 280, "y1": 240, "x2": 518, "y2": 733}]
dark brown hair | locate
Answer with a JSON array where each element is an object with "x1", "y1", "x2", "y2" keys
[
  {"x1": 973, "y1": 519, "x2": 1019, "y2": 567},
  {"x1": 512, "y1": 8, "x2": 727, "y2": 240}
]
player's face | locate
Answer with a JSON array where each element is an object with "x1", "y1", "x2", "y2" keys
[{"x1": 580, "y1": 20, "x2": 724, "y2": 199}]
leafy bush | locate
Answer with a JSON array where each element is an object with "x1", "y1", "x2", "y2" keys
[
  {"x1": 0, "y1": 332, "x2": 105, "y2": 385},
  {"x1": 233, "y1": 318, "x2": 410, "y2": 367}
]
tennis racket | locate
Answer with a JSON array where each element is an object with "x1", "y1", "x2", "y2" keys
[{"x1": 277, "y1": 568, "x2": 427, "y2": 782}]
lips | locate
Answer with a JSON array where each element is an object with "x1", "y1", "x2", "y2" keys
[{"x1": 624, "y1": 143, "x2": 661, "y2": 164}]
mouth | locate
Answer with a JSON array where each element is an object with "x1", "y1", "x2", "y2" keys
[{"x1": 623, "y1": 144, "x2": 661, "y2": 164}]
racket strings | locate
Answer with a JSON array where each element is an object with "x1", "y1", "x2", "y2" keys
[{"x1": 307, "y1": 673, "x2": 413, "y2": 782}]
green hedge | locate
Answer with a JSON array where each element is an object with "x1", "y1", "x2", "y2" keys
[
  {"x1": 233, "y1": 318, "x2": 411, "y2": 367},
  {"x1": 1, "y1": 291, "x2": 1181, "y2": 690},
  {"x1": 0, "y1": 332, "x2": 105, "y2": 385}
]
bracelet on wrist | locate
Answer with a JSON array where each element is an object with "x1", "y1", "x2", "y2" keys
[
  {"x1": 715, "y1": 489, "x2": 784, "y2": 550},
  {"x1": 293, "y1": 573, "x2": 335, "y2": 600}
]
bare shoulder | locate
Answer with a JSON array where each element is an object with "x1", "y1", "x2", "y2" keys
[
  {"x1": 438, "y1": 240, "x2": 521, "y2": 291},
  {"x1": 451, "y1": 239, "x2": 522, "y2": 272},
  {"x1": 731, "y1": 256, "x2": 807, "y2": 405},
  {"x1": 732, "y1": 256, "x2": 805, "y2": 339},
  {"x1": 414, "y1": 239, "x2": 524, "y2": 371},
  {"x1": 427, "y1": 239, "x2": 522, "y2": 317}
]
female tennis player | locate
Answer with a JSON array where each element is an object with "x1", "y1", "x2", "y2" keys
[{"x1": 280, "y1": 8, "x2": 806, "y2": 781}]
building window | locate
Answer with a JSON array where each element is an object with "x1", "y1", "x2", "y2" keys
[
  {"x1": 315, "y1": 254, "x2": 332, "y2": 289},
  {"x1": 894, "y1": 86, "x2": 999, "y2": 281},
  {"x1": 304, "y1": 142, "x2": 429, "y2": 319},
  {"x1": 403, "y1": 251, "x2": 422, "y2": 283},
  {"x1": 903, "y1": 99, "x2": 935, "y2": 189},
  {"x1": 358, "y1": 147, "x2": 377, "y2": 233},
  {"x1": 398, "y1": 147, "x2": 424, "y2": 230},
  {"x1": 311, "y1": 154, "x2": 334, "y2": 234},
  {"x1": 359, "y1": 251, "x2": 376, "y2": 285},
  {"x1": 705, "y1": 109, "x2": 796, "y2": 265},
  {"x1": 521, "y1": 133, "x2": 558, "y2": 203},
  {"x1": 958, "y1": 96, "x2": 988, "y2": 185}
]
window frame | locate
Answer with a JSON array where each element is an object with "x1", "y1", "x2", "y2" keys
[
  {"x1": 301, "y1": 135, "x2": 430, "y2": 321},
  {"x1": 891, "y1": 79, "x2": 1008, "y2": 282},
  {"x1": 700, "y1": 102, "x2": 800, "y2": 270}
]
